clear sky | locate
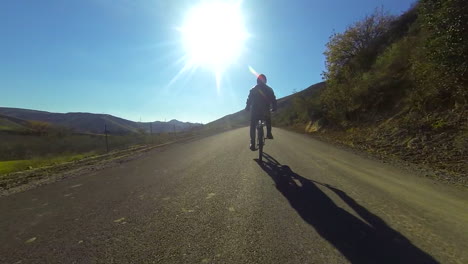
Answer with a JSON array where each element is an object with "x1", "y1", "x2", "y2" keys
[{"x1": 1, "y1": 0, "x2": 415, "y2": 123}]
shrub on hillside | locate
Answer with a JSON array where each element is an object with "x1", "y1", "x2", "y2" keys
[
  {"x1": 411, "y1": 0, "x2": 468, "y2": 109},
  {"x1": 321, "y1": 0, "x2": 466, "y2": 126},
  {"x1": 321, "y1": 9, "x2": 397, "y2": 123}
]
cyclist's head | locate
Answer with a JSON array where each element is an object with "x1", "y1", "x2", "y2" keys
[{"x1": 257, "y1": 74, "x2": 267, "y2": 85}]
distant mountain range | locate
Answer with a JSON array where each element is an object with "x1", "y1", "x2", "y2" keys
[
  {"x1": 0, "y1": 108, "x2": 202, "y2": 134},
  {"x1": 1, "y1": 81, "x2": 325, "y2": 135}
]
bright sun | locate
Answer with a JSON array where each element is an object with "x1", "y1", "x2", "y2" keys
[{"x1": 180, "y1": 1, "x2": 249, "y2": 73}]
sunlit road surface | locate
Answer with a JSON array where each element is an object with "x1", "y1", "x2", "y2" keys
[{"x1": 1, "y1": 128, "x2": 467, "y2": 264}]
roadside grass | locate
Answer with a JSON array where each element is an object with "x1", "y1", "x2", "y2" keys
[
  {"x1": 0, "y1": 132, "x2": 187, "y2": 161},
  {"x1": 0, "y1": 130, "x2": 198, "y2": 177},
  {"x1": 0, "y1": 152, "x2": 96, "y2": 175}
]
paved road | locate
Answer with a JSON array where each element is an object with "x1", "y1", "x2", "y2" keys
[{"x1": 1, "y1": 128, "x2": 467, "y2": 264}]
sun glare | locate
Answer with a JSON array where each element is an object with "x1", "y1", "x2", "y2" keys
[{"x1": 180, "y1": 1, "x2": 249, "y2": 74}]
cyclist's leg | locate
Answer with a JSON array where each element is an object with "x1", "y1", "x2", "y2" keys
[{"x1": 266, "y1": 112, "x2": 273, "y2": 138}]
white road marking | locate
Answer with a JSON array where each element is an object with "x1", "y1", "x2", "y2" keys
[
  {"x1": 25, "y1": 237, "x2": 36, "y2": 243},
  {"x1": 113, "y1": 217, "x2": 125, "y2": 223}
]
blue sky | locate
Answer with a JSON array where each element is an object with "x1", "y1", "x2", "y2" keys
[{"x1": 1, "y1": 0, "x2": 415, "y2": 123}]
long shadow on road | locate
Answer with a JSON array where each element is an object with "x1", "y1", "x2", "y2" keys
[{"x1": 256, "y1": 153, "x2": 438, "y2": 264}]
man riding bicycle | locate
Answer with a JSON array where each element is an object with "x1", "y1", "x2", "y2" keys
[{"x1": 245, "y1": 74, "x2": 277, "y2": 151}]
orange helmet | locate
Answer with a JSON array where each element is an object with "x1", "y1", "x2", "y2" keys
[{"x1": 257, "y1": 74, "x2": 267, "y2": 85}]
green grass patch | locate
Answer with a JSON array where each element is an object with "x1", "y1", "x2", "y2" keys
[{"x1": 0, "y1": 152, "x2": 96, "y2": 175}]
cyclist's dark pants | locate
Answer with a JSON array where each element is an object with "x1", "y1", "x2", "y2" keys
[{"x1": 250, "y1": 113, "x2": 272, "y2": 143}]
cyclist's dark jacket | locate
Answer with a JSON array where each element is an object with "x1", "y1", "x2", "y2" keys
[{"x1": 245, "y1": 83, "x2": 277, "y2": 118}]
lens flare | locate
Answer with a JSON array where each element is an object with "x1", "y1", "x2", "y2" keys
[{"x1": 248, "y1": 65, "x2": 259, "y2": 78}]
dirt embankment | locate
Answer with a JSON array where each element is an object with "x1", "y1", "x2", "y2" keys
[{"x1": 288, "y1": 109, "x2": 468, "y2": 187}]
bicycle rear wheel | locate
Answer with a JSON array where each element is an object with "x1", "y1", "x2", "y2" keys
[{"x1": 257, "y1": 125, "x2": 264, "y2": 161}]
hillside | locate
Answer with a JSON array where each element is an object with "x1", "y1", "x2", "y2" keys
[
  {"x1": 264, "y1": 2, "x2": 467, "y2": 185},
  {"x1": 0, "y1": 108, "x2": 201, "y2": 134}
]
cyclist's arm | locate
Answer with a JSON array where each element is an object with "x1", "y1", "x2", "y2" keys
[
  {"x1": 269, "y1": 87, "x2": 277, "y2": 111},
  {"x1": 245, "y1": 90, "x2": 252, "y2": 111}
]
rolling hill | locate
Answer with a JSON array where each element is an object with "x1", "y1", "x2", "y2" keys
[
  {"x1": 0, "y1": 108, "x2": 202, "y2": 134},
  {"x1": 0, "y1": 114, "x2": 32, "y2": 132}
]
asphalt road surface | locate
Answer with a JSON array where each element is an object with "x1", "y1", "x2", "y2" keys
[{"x1": 1, "y1": 128, "x2": 467, "y2": 264}]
